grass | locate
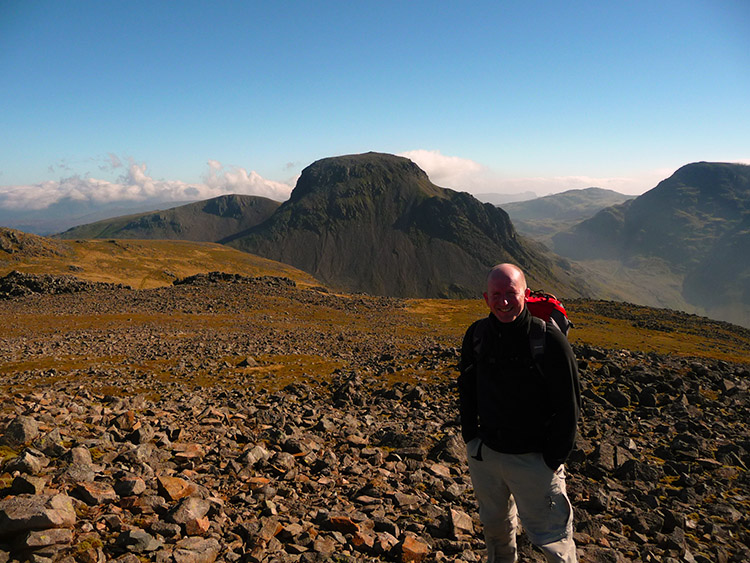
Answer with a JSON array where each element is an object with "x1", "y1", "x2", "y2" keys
[{"x1": 1, "y1": 238, "x2": 320, "y2": 289}]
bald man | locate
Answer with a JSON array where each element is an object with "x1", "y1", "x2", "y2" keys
[{"x1": 458, "y1": 264, "x2": 580, "y2": 563}]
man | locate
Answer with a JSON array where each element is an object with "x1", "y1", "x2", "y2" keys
[{"x1": 458, "y1": 263, "x2": 580, "y2": 563}]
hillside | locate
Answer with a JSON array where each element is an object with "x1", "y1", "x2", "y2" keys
[
  {"x1": 0, "y1": 227, "x2": 319, "y2": 290},
  {"x1": 551, "y1": 162, "x2": 750, "y2": 327},
  {"x1": 225, "y1": 152, "x2": 590, "y2": 299},
  {"x1": 55, "y1": 194, "x2": 280, "y2": 242},
  {"x1": 502, "y1": 188, "x2": 634, "y2": 243}
]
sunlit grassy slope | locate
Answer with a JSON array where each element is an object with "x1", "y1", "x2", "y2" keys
[
  {"x1": 407, "y1": 298, "x2": 750, "y2": 365},
  {"x1": 0, "y1": 237, "x2": 320, "y2": 289}
]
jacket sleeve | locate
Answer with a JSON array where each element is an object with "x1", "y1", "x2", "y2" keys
[
  {"x1": 457, "y1": 321, "x2": 480, "y2": 444},
  {"x1": 541, "y1": 326, "x2": 580, "y2": 470}
]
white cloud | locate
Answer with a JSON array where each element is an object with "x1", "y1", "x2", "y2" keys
[
  {"x1": 0, "y1": 159, "x2": 294, "y2": 211},
  {"x1": 203, "y1": 160, "x2": 292, "y2": 201},
  {"x1": 399, "y1": 149, "x2": 679, "y2": 196},
  {"x1": 398, "y1": 149, "x2": 484, "y2": 190}
]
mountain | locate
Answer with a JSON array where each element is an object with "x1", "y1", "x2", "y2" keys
[
  {"x1": 55, "y1": 194, "x2": 280, "y2": 242},
  {"x1": 552, "y1": 162, "x2": 750, "y2": 327},
  {"x1": 224, "y1": 152, "x2": 590, "y2": 298},
  {"x1": 501, "y1": 187, "x2": 635, "y2": 242},
  {"x1": 0, "y1": 198, "x2": 198, "y2": 236}
]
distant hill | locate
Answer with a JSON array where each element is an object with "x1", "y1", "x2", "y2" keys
[
  {"x1": 225, "y1": 152, "x2": 591, "y2": 298},
  {"x1": 473, "y1": 191, "x2": 537, "y2": 205},
  {"x1": 0, "y1": 199, "x2": 197, "y2": 236},
  {"x1": 552, "y1": 162, "x2": 750, "y2": 327},
  {"x1": 501, "y1": 188, "x2": 635, "y2": 243},
  {"x1": 55, "y1": 194, "x2": 280, "y2": 242}
]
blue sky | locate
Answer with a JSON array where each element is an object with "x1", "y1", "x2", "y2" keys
[{"x1": 1, "y1": 0, "x2": 749, "y2": 214}]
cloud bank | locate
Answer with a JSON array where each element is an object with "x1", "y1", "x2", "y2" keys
[
  {"x1": 398, "y1": 149, "x2": 687, "y2": 196},
  {"x1": 4, "y1": 152, "x2": 749, "y2": 216},
  {"x1": 398, "y1": 150, "x2": 484, "y2": 190},
  {"x1": 0, "y1": 159, "x2": 294, "y2": 212}
]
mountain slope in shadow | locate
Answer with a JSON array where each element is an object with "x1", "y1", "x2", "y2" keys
[{"x1": 225, "y1": 152, "x2": 591, "y2": 298}]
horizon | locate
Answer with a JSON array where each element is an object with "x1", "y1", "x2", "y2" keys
[{"x1": 1, "y1": 1, "x2": 749, "y2": 216}]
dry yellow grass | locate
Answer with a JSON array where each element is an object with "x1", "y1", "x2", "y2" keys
[
  {"x1": 408, "y1": 298, "x2": 750, "y2": 364},
  {"x1": 1, "y1": 238, "x2": 320, "y2": 289}
]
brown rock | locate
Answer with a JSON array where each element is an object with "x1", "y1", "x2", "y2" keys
[
  {"x1": 185, "y1": 516, "x2": 211, "y2": 536},
  {"x1": 157, "y1": 475, "x2": 197, "y2": 501},
  {"x1": 327, "y1": 514, "x2": 360, "y2": 534},
  {"x1": 72, "y1": 481, "x2": 117, "y2": 505},
  {"x1": 449, "y1": 508, "x2": 474, "y2": 540},
  {"x1": 173, "y1": 537, "x2": 220, "y2": 563},
  {"x1": 400, "y1": 535, "x2": 430, "y2": 562}
]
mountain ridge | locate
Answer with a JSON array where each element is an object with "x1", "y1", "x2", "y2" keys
[
  {"x1": 55, "y1": 194, "x2": 280, "y2": 242},
  {"x1": 552, "y1": 162, "x2": 750, "y2": 327}
]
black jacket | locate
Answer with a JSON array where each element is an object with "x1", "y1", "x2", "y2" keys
[{"x1": 458, "y1": 307, "x2": 580, "y2": 470}]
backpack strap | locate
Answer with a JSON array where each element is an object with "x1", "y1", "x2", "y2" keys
[
  {"x1": 471, "y1": 315, "x2": 547, "y2": 364},
  {"x1": 471, "y1": 317, "x2": 490, "y2": 360},
  {"x1": 529, "y1": 316, "x2": 547, "y2": 361}
]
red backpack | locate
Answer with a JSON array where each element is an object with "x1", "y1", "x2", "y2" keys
[{"x1": 526, "y1": 290, "x2": 573, "y2": 337}]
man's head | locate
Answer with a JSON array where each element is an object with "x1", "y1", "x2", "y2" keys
[{"x1": 483, "y1": 263, "x2": 530, "y2": 323}]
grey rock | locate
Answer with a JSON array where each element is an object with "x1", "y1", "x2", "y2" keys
[
  {"x1": 5, "y1": 448, "x2": 48, "y2": 474},
  {"x1": 3, "y1": 415, "x2": 39, "y2": 446},
  {"x1": 0, "y1": 494, "x2": 76, "y2": 535},
  {"x1": 18, "y1": 527, "x2": 74, "y2": 548},
  {"x1": 116, "y1": 529, "x2": 163, "y2": 553}
]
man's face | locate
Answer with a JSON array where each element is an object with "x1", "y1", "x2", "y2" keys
[{"x1": 483, "y1": 272, "x2": 528, "y2": 323}]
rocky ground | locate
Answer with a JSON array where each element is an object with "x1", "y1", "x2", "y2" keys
[{"x1": 0, "y1": 272, "x2": 748, "y2": 562}]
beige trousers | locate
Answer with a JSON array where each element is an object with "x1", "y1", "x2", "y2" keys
[{"x1": 466, "y1": 438, "x2": 578, "y2": 563}]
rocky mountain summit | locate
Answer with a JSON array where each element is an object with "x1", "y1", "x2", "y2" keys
[
  {"x1": 225, "y1": 152, "x2": 589, "y2": 299},
  {"x1": 0, "y1": 273, "x2": 748, "y2": 562}
]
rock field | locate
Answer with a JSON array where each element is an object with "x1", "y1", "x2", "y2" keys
[{"x1": 0, "y1": 272, "x2": 748, "y2": 563}]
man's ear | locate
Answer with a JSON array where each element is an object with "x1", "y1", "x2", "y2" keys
[
  {"x1": 524, "y1": 288, "x2": 531, "y2": 299},
  {"x1": 483, "y1": 292, "x2": 489, "y2": 306}
]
